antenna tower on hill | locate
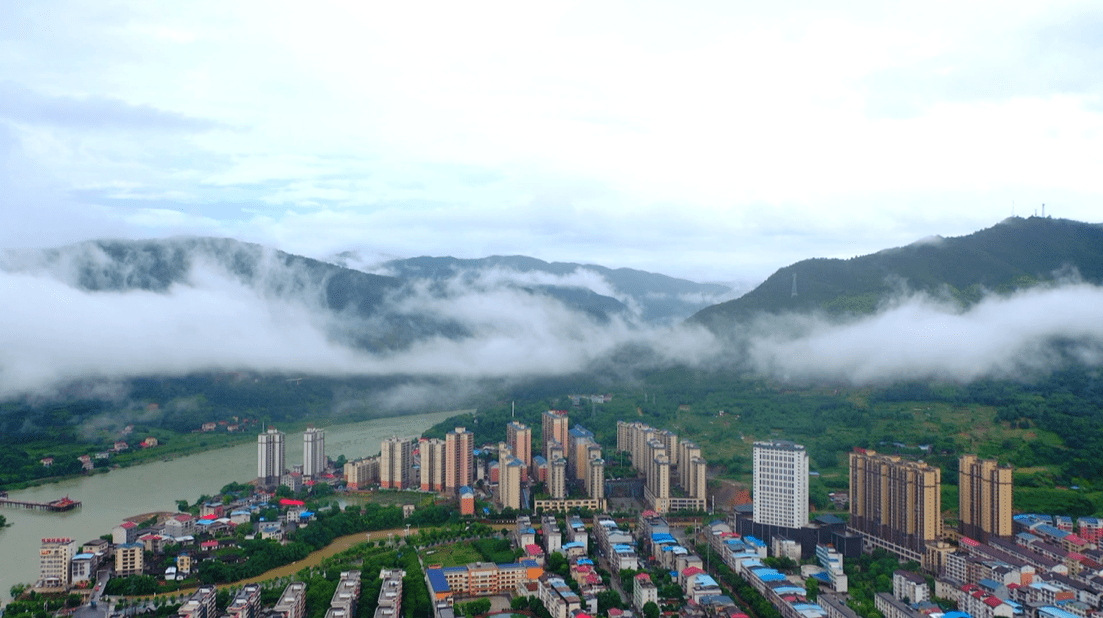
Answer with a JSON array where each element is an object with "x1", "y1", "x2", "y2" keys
[{"x1": 791, "y1": 273, "x2": 798, "y2": 298}]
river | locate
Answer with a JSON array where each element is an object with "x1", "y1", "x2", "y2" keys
[{"x1": 0, "y1": 408, "x2": 465, "y2": 605}]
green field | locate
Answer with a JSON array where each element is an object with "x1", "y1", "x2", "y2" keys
[{"x1": 421, "y1": 542, "x2": 482, "y2": 567}]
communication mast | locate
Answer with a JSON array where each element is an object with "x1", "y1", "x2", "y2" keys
[{"x1": 791, "y1": 273, "x2": 798, "y2": 298}]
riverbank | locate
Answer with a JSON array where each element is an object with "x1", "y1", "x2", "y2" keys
[{"x1": 0, "y1": 408, "x2": 467, "y2": 606}]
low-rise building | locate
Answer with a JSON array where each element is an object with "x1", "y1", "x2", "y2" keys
[
  {"x1": 115, "y1": 542, "x2": 144, "y2": 577},
  {"x1": 633, "y1": 573, "x2": 658, "y2": 612},
  {"x1": 539, "y1": 574, "x2": 582, "y2": 618},
  {"x1": 893, "y1": 570, "x2": 929, "y2": 603},
  {"x1": 113, "y1": 521, "x2": 138, "y2": 545}
]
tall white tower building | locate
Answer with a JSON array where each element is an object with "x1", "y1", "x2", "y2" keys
[
  {"x1": 303, "y1": 426, "x2": 325, "y2": 479},
  {"x1": 753, "y1": 440, "x2": 809, "y2": 529},
  {"x1": 258, "y1": 427, "x2": 286, "y2": 488}
]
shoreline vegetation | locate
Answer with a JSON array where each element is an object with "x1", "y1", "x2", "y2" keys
[{"x1": 0, "y1": 409, "x2": 423, "y2": 493}]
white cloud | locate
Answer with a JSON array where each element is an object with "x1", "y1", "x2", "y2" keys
[
  {"x1": 746, "y1": 284, "x2": 1103, "y2": 384},
  {"x1": 1, "y1": 0, "x2": 1102, "y2": 284}
]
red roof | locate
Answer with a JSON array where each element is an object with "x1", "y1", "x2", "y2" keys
[
  {"x1": 200, "y1": 540, "x2": 219, "y2": 548},
  {"x1": 635, "y1": 573, "x2": 651, "y2": 580},
  {"x1": 279, "y1": 498, "x2": 305, "y2": 506},
  {"x1": 683, "y1": 566, "x2": 705, "y2": 577},
  {"x1": 120, "y1": 521, "x2": 137, "y2": 528},
  {"x1": 984, "y1": 597, "x2": 1003, "y2": 608},
  {"x1": 960, "y1": 536, "x2": 980, "y2": 547},
  {"x1": 526, "y1": 544, "x2": 544, "y2": 554},
  {"x1": 200, "y1": 514, "x2": 218, "y2": 520}
]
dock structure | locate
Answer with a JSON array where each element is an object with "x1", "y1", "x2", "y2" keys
[{"x1": 0, "y1": 495, "x2": 82, "y2": 512}]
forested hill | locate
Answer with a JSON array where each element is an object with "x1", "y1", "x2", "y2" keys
[
  {"x1": 691, "y1": 216, "x2": 1103, "y2": 329},
  {"x1": 361, "y1": 254, "x2": 734, "y2": 324}
]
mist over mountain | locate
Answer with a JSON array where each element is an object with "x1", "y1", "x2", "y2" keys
[
  {"x1": 332, "y1": 253, "x2": 737, "y2": 324},
  {"x1": 2, "y1": 218, "x2": 1103, "y2": 409},
  {"x1": 695, "y1": 216, "x2": 1103, "y2": 385},
  {"x1": 0, "y1": 237, "x2": 720, "y2": 401}
]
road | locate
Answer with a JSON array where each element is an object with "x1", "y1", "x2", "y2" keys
[{"x1": 73, "y1": 571, "x2": 111, "y2": 618}]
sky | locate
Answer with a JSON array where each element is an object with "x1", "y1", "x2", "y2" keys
[{"x1": 2, "y1": 1, "x2": 1103, "y2": 285}]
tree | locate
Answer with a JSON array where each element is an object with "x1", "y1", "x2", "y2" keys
[
  {"x1": 596, "y1": 590, "x2": 623, "y2": 613},
  {"x1": 643, "y1": 601, "x2": 660, "y2": 618},
  {"x1": 805, "y1": 577, "x2": 820, "y2": 602}
]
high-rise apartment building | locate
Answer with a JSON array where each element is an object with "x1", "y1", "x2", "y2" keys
[
  {"x1": 587, "y1": 457, "x2": 605, "y2": 500},
  {"x1": 679, "y1": 441, "x2": 702, "y2": 492},
  {"x1": 499, "y1": 457, "x2": 524, "y2": 510},
  {"x1": 258, "y1": 427, "x2": 286, "y2": 488},
  {"x1": 633, "y1": 425, "x2": 657, "y2": 472},
  {"x1": 445, "y1": 426, "x2": 474, "y2": 494},
  {"x1": 568, "y1": 426, "x2": 595, "y2": 480},
  {"x1": 39, "y1": 537, "x2": 75, "y2": 588},
  {"x1": 419, "y1": 437, "x2": 445, "y2": 492},
  {"x1": 645, "y1": 447, "x2": 671, "y2": 514},
  {"x1": 656, "y1": 430, "x2": 679, "y2": 467},
  {"x1": 753, "y1": 440, "x2": 809, "y2": 529},
  {"x1": 380, "y1": 436, "x2": 413, "y2": 489},
  {"x1": 507, "y1": 421, "x2": 532, "y2": 468},
  {"x1": 273, "y1": 582, "x2": 306, "y2": 618},
  {"x1": 959, "y1": 454, "x2": 1013, "y2": 542},
  {"x1": 549, "y1": 457, "x2": 567, "y2": 499},
  {"x1": 849, "y1": 449, "x2": 942, "y2": 564},
  {"x1": 686, "y1": 456, "x2": 708, "y2": 501},
  {"x1": 226, "y1": 584, "x2": 261, "y2": 618},
  {"x1": 542, "y1": 410, "x2": 569, "y2": 460},
  {"x1": 547, "y1": 440, "x2": 565, "y2": 464},
  {"x1": 302, "y1": 426, "x2": 325, "y2": 479},
  {"x1": 177, "y1": 586, "x2": 218, "y2": 618}
]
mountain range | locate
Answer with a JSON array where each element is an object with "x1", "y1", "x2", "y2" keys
[{"x1": 1, "y1": 216, "x2": 1102, "y2": 402}]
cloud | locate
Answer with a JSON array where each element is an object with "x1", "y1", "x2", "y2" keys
[
  {"x1": 0, "y1": 81, "x2": 227, "y2": 132},
  {"x1": 745, "y1": 284, "x2": 1103, "y2": 384},
  {"x1": 864, "y1": 4, "x2": 1103, "y2": 117},
  {"x1": 0, "y1": 244, "x2": 721, "y2": 399},
  {"x1": 3, "y1": 237, "x2": 1102, "y2": 405}
]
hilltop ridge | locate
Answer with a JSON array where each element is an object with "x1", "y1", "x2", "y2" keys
[{"x1": 691, "y1": 216, "x2": 1103, "y2": 329}]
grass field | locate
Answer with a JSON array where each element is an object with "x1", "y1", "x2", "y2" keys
[{"x1": 421, "y1": 542, "x2": 482, "y2": 567}]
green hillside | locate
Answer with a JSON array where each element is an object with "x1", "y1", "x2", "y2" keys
[{"x1": 692, "y1": 216, "x2": 1103, "y2": 327}]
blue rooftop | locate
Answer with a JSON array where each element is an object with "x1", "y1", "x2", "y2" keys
[
  {"x1": 427, "y1": 569, "x2": 450, "y2": 593},
  {"x1": 1035, "y1": 524, "x2": 1069, "y2": 539},
  {"x1": 1041, "y1": 604, "x2": 1076, "y2": 618},
  {"x1": 696, "y1": 575, "x2": 718, "y2": 587}
]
